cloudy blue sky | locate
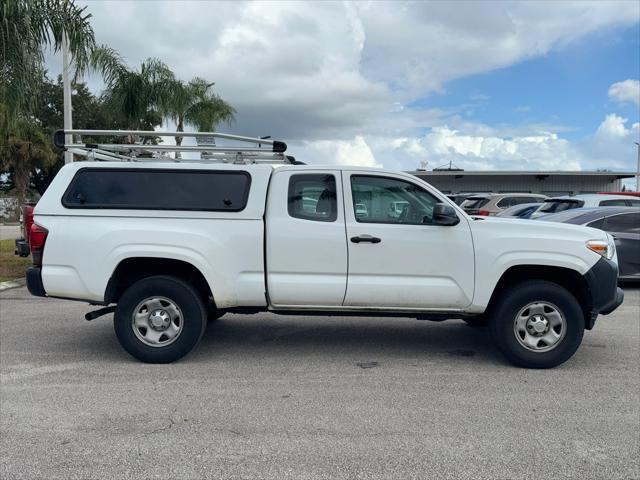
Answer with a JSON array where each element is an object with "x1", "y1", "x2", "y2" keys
[{"x1": 48, "y1": 1, "x2": 640, "y2": 176}]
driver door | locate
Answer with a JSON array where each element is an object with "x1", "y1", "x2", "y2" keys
[{"x1": 342, "y1": 172, "x2": 474, "y2": 309}]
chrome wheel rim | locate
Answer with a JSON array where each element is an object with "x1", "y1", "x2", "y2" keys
[
  {"x1": 132, "y1": 296, "x2": 183, "y2": 347},
  {"x1": 513, "y1": 301, "x2": 566, "y2": 353}
]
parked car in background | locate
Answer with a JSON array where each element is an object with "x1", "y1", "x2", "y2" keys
[
  {"x1": 355, "y1": 203, "x2": 369, "y2": 218},
  {"x1": 598, "y1": 192, "x2": 640, "y2": 198},
  {"x1": 14, "y1": 202, "x2": 36, "y2": 257},
  {"x1": 537, "y1": 207, "x2": 640, "y2": 280},
  {"x1": 496, "y1": 202, "x2": 542, "y2": 219},
  {"x1": 461, "y1": 193, "x2": 546, "y2": 216},
  {"x1": 388, "y1": 200, "x2": 409, "y2": 219},
  {"x1": 530, "y1": 194, "x2": 640, "y2": 219},
  {"x1": 446, "y1": 193, "x2": 477, "y2": 205}
]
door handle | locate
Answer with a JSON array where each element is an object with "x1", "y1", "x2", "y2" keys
[{"x1": 350, "y1": 235, "x2": 382, "y2": 244}]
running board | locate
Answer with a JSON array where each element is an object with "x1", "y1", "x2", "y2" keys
[{"x1": 85, "y1": 306, "x2": 116, "y2": 321}]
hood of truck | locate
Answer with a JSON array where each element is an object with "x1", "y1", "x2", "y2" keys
[{"x1": 469, "y1": 215, "x2": 608, "y2": 241}]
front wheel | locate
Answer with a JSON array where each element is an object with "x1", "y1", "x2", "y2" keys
[
  {"x1": 114, "y1": 276, "x2": 207, "y2": 363},
  {"x1": 488, "y1": 280, "x2": 584, "y2": 369}
]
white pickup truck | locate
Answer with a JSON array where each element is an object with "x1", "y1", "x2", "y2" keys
[{"x1": 26, "y1": 131, "x2": 623, "y2": 368}]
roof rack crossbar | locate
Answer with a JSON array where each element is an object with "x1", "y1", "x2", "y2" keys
[
  {"x1": 54, "y1": 129, "x2": 293, "y2": 164},
  {"x1": 54, "y1": 129, "x2": 287, "y2": 153},
  {"x1": 64, "y1": 143, "x2": 282, "y2": 154}
]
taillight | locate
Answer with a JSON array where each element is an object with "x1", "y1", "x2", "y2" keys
[
  {"x1": 477, "y1": 210, "x2": 491, "y2": 216},
  {"x1": 30, "y1": 224, "x2": 48, "y2": 266},
  {"x1": 22, "y1": 205, "x2": 35, "y2": 242}
]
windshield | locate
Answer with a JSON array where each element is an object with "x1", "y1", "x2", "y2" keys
[
  {"x1": 461, "y1": 197, "x2": 489, "y2": 209},
  {"x1": 538, "y1": 200, "x2": 583, "y2": 213}
]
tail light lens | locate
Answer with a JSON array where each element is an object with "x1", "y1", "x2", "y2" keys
[
  {"x1": 22, "y1": 205, "x2": 35, "y2": 242},
  {"x1": 477, "y1": 210, "x2": 491, "y2": 216},
  {"x1": 30, "y1": 224, "x2": 48, "y2": 266}
]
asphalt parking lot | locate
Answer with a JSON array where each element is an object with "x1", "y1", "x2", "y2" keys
[{"x1": 1, "y1": 286, "x2": 638, "y2": 480}]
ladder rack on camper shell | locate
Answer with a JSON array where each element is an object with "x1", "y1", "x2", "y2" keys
[{"x1": 53, "y1": 129, "x2": 298, "y2": 165}]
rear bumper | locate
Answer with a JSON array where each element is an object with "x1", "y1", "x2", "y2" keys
[
  {"x1": 583, "y1": 257, "x2": 624, "y2": 329},
  {"x1": 26, "y1": 267, "x2": 46, "y2": 297},
  {"x1": 14, "y1": 239, "x2": 29, "y2": 257}
]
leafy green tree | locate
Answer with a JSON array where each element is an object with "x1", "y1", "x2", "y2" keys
[
  {"x1": 0, "y1": 74, "x2": 124, "y2": 199},
  {"x1": 0, "y1": 0, "x2": 122, "y2": 210},
  {"x1": 28, "y1": 75, "x2": 123, "y2": 194},
  {"x1": 0, "y1": 121, "x2": 57, "y2": 204},
  {"x1": 32, "y1": 75, "x2": 120, "y2": 135}
]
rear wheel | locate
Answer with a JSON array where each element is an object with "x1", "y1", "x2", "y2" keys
[
  {"x1": 114, "y1": 276, "x2": 207, "y2": 363},
  {"x1": 488, "y1": 280, "x2": 584, "y2": 368}
]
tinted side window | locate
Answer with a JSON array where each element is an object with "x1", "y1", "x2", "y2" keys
[
  {"x1": 606, "y1": 213, "x2": 640, "y2": 234},
  {"x1": 496, "y1": 197, "x2": 513, "y2": 208},
  {"x1": 351, "y1": 175, "x2": 439, "y2": 225},
  {"x1": 587, "y1": 218, "x2": 605, "y2": 230},
  {"x1": 63, "y1": 168, "x2": 251, "y2": 211},
  {"x1": 626, "y1": 199, "x2": 640, "y2": 206},
  {"x1": 288, "y1": 174, "x2": 337, "y2": 222},
  {"x1": 519, "y1": 196, "x2": 543, "y2": 204},
  {"x1": 600, "y1": 199, "x2": 627, "y2": 207},
  {"x1": 539, "y1": 200, "x2": 582, "y2": 213}
]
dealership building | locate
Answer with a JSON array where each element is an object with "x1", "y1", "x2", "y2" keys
[{"x1": 408, "y1": 170, "x2": 637, "y2": 196}]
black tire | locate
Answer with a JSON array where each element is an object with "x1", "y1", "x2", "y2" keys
[
  {"x1": 114, "y1": 275, "x2": 207, "y2": 363},
  {"x1": 463, "y1": 315, "x2": 488, "y2": 328},
  {"x1": 488, "y1": 280, "x2": 584, "y2": 369}
]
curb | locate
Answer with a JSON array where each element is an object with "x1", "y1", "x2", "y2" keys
[{"x1": 0, "y1": 278, "x2": 26, "y2": 292}]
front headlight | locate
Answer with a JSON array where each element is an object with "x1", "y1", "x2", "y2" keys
[{"x1": 586, "y1": 238, "x2": 615, "y2": 260}]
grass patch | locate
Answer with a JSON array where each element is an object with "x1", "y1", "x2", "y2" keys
[{"x1": 0, "y1": 239, "x2": 31, "y2": 282}]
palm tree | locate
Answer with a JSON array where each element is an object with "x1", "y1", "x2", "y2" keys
[
  {"x1": 160, "y1": 77, "x2": 236, "y2": 150},
  {"x1": 100, "y1": 57, "x2": 176, "y2": 133},
  {"x1": 0, "y1": 0, "x2": 101, "y2": 135}
]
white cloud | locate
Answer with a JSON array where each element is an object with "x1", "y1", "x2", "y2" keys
[
  {"x1": 608, "y1": 80, "x2": 640, "y2": 106},
  {"x1": 596, "y1": 114, "x2": 635, "y2": 138},
  {"x1": 47, "y1": 0, "x2": 636, "y2": 142},
  {"x1": 583, "y1": 114, "x2": 640, "y2": 170},
  {"x1": 357, "y1": 1, "x2": 638, "y2": 95},
  {"x1": 368, "y1": 111, "x2": 640, "y2": 174},
  {"x1": 377, "y1": 125, "x2": 582, "y2": 171},
  {"x1": 300, "y1": 136, "x2": 382, "y2": 168}
]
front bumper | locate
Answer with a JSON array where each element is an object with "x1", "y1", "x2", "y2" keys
[
  {"x1": 583, "y1": 257, "x2": 624, "y2": 329},
  {"x1": 600, "y1": 287, "x2": 624, "y2": 315},
  {"x1": 26, "y1": 267, "x2": 46, "y2": 297}
]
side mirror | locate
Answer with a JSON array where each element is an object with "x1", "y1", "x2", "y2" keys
[{"x1": 433, "y1": 203, "x2": 460, "y2": 226}]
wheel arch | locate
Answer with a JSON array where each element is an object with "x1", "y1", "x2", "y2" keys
[
  {"x1": 105, "y1": 257, "x2": 214, "y2": 308},
  {"x1": 487, "y1": 265, "x2": 594, "y2": 329}
]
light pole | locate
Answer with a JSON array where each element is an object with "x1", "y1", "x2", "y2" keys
[{"x1": 62, "y1": 34, "x2": 73, "y2": 164}]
